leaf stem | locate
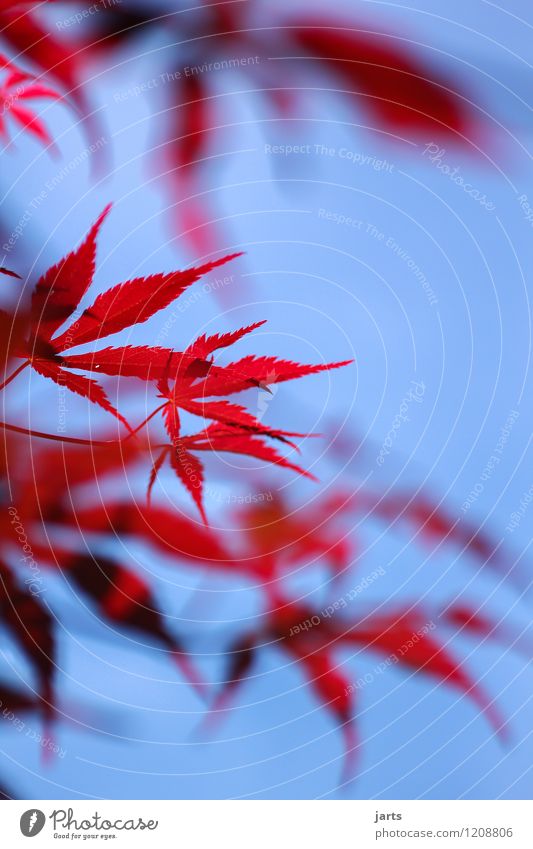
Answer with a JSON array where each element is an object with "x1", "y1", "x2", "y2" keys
[
  {"x1": 0, "y1": 360, "x2": 29, "y2": 391},
  {"x1": 128, "y1": 402, "x2": 168, "y2": 437},
  {"x1": 0, "y1": 420, "x2": 122, "y2": 447},
  {"x1": 0, "y1": 402, "x2": 168, "y2": 448}
]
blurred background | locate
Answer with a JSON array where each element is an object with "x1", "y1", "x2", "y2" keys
[{"x1": 0, "y1": 0, "x2": 532, "y2": 800}]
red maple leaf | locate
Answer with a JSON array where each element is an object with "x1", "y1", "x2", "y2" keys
[
  {"x1": 149, "y1": 342, "x2": 351, "y2": 519},
  {"x1": 7, "y1": 205, "x2": 239, "y2": 431},
  {"x1": 0, "y1": 53, "x2": 62, "y2": 150},
  {"x1": 0, "y1": 4, "x2": 106, "y2": 163},
  {"x1": 1, "y1": 205, "x2": 351, "y2": 519}
]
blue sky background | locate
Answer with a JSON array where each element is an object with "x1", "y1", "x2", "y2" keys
[{"x1": 0, "y1": 0, "x2": 532, "y2": 799}]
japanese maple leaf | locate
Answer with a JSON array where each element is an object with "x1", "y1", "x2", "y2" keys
[
  {"x1": 145, "y1": 323, "x2": 352, "y2": 521},
  {"x1": 9, "y1": 204, "x2": 239, "y2": 429}
]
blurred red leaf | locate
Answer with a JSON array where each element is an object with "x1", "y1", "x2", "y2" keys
[{"x1": 291, "y1": 21, "x2": 471, "y2": 137}]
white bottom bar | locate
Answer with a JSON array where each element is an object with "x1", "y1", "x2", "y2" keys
[{"x1": 1, "y1": 800, "x2": 531, "y2": 847}]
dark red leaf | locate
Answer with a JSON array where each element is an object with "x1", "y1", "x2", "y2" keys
[
  {"x1": 67, "y1": 555, "x2": 205, "y2": 697},
  {"x1": 200, "y1": 635, "x2": 257, "y2": 734},
  {"x1": 0, "y1": 266, "x2": 21, "y2": 279},
  {"x1": 0, "y1": 561, "x2": 56, "y2": 722},
  {"x1": 174, "y1": 73, "x2": 209, "y2": 172}
]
